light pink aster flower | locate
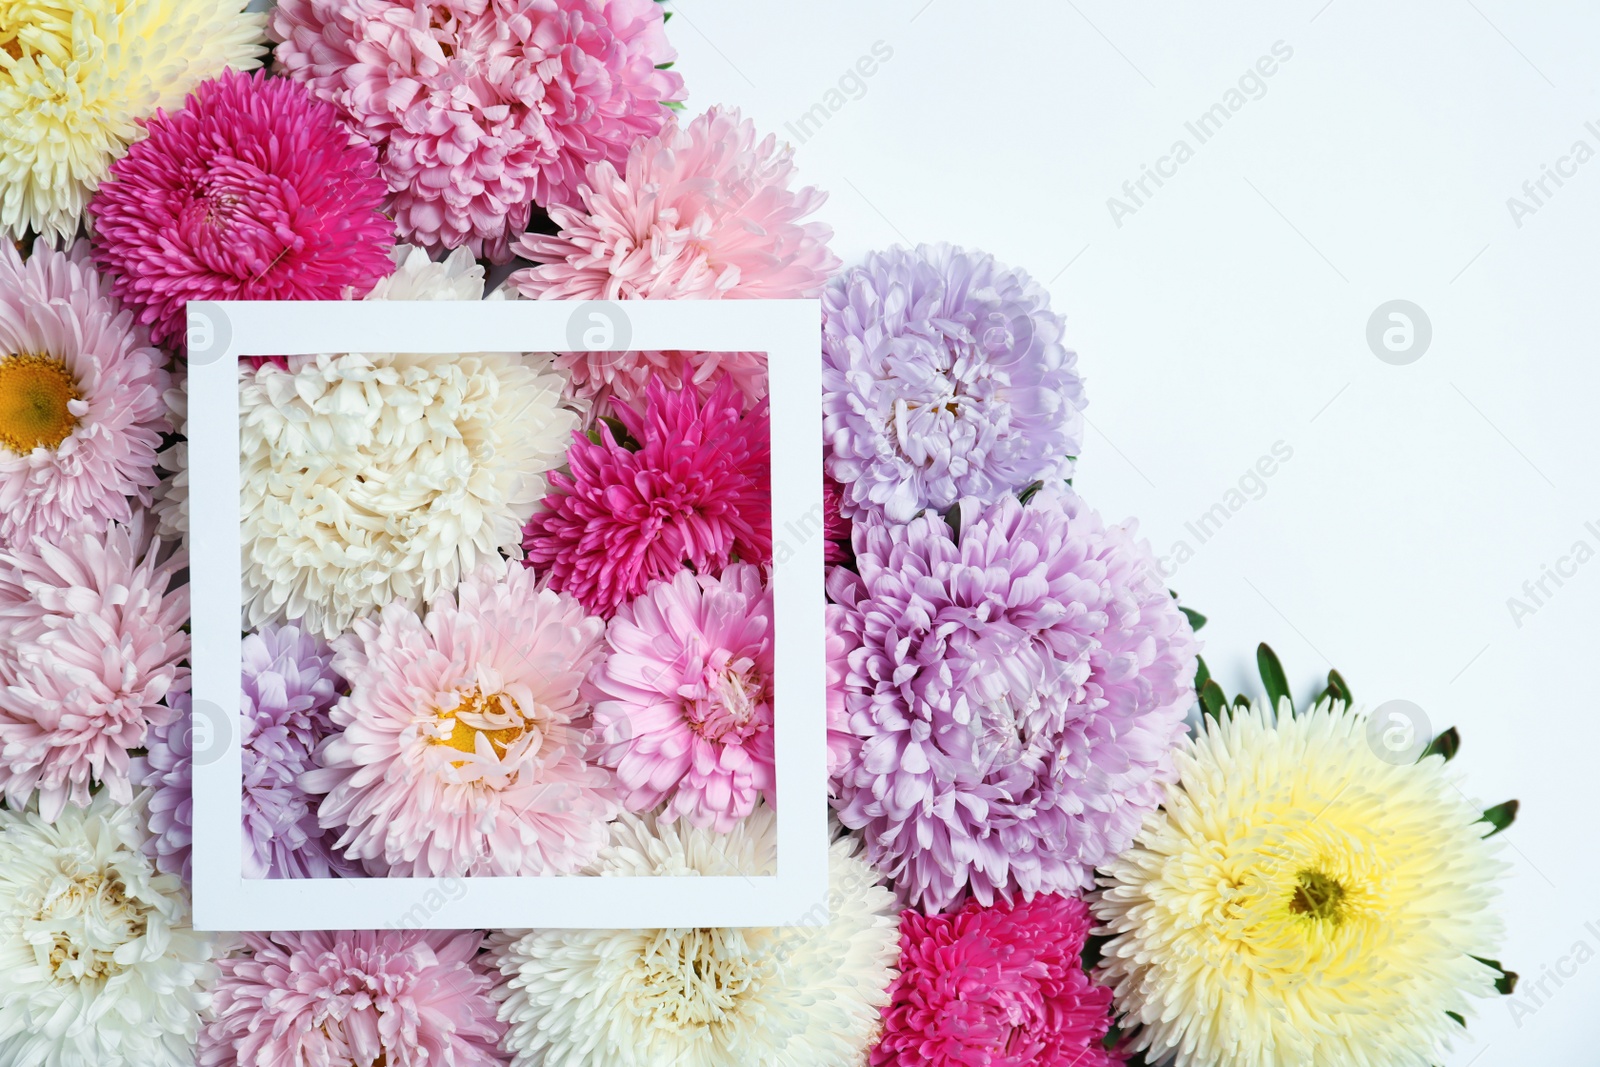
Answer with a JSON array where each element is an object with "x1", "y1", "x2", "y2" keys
[
  {"x1": 588, "y1": 563, "x2": 775, "y2": 832},
  {"x1": 522, "y1": 371, "x2": 772, "y2": 618},
  {"x1": 271, "y1": 0, "x2": 684, "y2": 261},
  {"x1": 304, "y1": 561, "x2": 617, "y2": 876},
  {"x1": 512, "y1": 105, "x2": 838, "y2": 302},
  {"x1": 198, "y1": 930, "x2": 505, "y2": 1067},
  {"x1": 0, "y1": 516, "x2": 188, "y2": 821},
  {"x1": 0, "y1": 240, "x2": 169, "y2": 548},
  {"x1": 90, "y1": 69, "x2": 396, "y2": 351},
  {"x1": 569, "y1": 348, "x2": 769, "y2": 416}
]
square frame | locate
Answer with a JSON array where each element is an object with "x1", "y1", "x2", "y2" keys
[{"x1": 188, "y1": 298, "x2": 827, "y2": 931}]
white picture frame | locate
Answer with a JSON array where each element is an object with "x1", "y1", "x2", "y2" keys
[{"x1": 186, "y1": 297, "x2": 827, "y2": 931}]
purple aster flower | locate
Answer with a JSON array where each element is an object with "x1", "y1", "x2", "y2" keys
[
  {"x1": 826, "y1": 485, "x2": 1198, "y2": 912},
  {"x1": 822, "y1": 244, "x2": 1087, "y2": 522},
  {"x1": 139, "y1": 693, "x2": 194, "y2": 882},
  {"x1": 240, "y1": 624, "x2": 359, "y2": 878},
  {"x1": 144, "y1": 624, "x2": 357, "y2": 880}
]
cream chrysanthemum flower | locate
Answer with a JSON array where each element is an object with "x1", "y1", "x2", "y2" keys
[
  {"x1": 239, "y1": 246, "x2": 581, "y2": 638},
  {"x1": 1093, "y1": 700, "x2": 1509, "y2": 1067},
  {"x1": 0, "y1": 789, "x2": 224, "y2": 1067},
  {"x1": 488, "y1": 807, "x2": 902, "y2": 1067},
  {"x1": 0, "y1": 0, "x2": 265, "y2": 241}
]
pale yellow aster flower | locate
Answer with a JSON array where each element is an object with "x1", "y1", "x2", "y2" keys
[
  {"x1": 1093, "y1": 699, "x2": 1509, "y2": 1067},
  {"x1": 0, "y1": 0, "x2": 266, "y2": 241}
]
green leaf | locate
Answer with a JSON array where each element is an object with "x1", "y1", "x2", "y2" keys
[
  {"x1": 1256, "y1": 643, "x2": 1292, "y2": 715},
  {"x1": 1198, "y1": 679, "x2": 1227, "y2": 721},
  {"x1": 1233, "y1": 693, "x2": 1251, "y2": 708},
  {"x1": 1422, "y1": 727, "x2": 1460, "y2": 761},
  {"x1": 655, "y1": 62, "x2": 675, "y2": 69},
  {"x1": 1473, "y1": 956, "x2": 1518, "y2": 995},
  {"x1": 1480, "y1": 800, "x2": 1519, "y2": 837},
  {"x1": 1017, "y1": 480, "x2": 1044, "y2": 505},
  {"x1": 1195, "y1": 656, "x2": 1211, "y2": 691},
  {"x1": 1180, "y1": 606, "x2": 1207, "y2": 632},
  {"x1": 1445, "y1": 1010, "x2": 1466, "y2": 1027}
]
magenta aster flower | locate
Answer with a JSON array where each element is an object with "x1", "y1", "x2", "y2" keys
[
  {"x1": 304, "y1": 561, "x2": 617, "y2": 876},
  {"x1": 0, "y1": 240, "x2": 168, "y2": 548},
  {"x1": 588, "y1": 563, "x2": 774, "y2": 832},
  {"x1": 523, "y1": 371, "x2": 772, "y2": 618},
  {"x1": 271, "y1": 0, "x2": 683, "y2": 261},
  {"x1": 0, "y1": 516, "x2": 187, "y2": 821},
  {"x1": 90, "y1": 68, "x2": 394, "y2": 350},
  {"x1": 198, "y1": 930, "x2": 505, "y2": 1067},
  {"x1": 513, "y1": 105, "x2": 838, "y2": 300},
  {"x1": 872, "y1": 894, "x2": 1121, "y2": 1067},
  {"x1": 827, "y1": 486, "x2": 1198, "y2": 912},
  {"x1": 822, "y1": 244, "x2": 1087, "y2": 522}
]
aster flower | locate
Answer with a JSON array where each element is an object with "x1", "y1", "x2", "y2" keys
[
  {"x1": 827, "y1": 485, "x2": 1198, "y2": 913},
  {"x1": 271, "y1": 0, "x2": 684, "y2": 261},
  {"x1": 513, "y1": 106, "x2": 838, "y2": 301},
  {"x1": 563, "y1": 348, "x2": 769, "y2": 415},
  {"x1": 823, "y1": 474, "x2": 852, "y2": 563},
  {"x1": 0, "y1": 790, "x2": 224, "y2": 1067},
  {"x1": 488, "y1": 807, "x2": 902, "y2": 1067},
  {"x1": 589, "y1": 563, "x2": 774, "y2": 832},
  {"x1": 240, "y1": 246, "x2": 580, "y2": 639},
  {"x1": 524, "y1": 371, "x2": 771, "y2": 618},
  {"x1": 822, "y1": 244, "x2": 1087, "y2": 522},
  {"x1": 0, "y1": 239, "x2": 169, "y2": 547},
  {"x1": 152, "y1": 375, "x2": 188, "y2": 549},
  {"x1": 0, "y1": 0, "x2": 264, "y2": 242},
  {"x1": 90, "y1": 68, "x2": 395, "y2": 351},
  {"x1": 142, "y1": 625, "x2": 355, "y2": 882},
  {"x1": 1093, "y1": 700, "x2": 1510, "y2": 1067},
  {"x1": 873, "y1": 894, "x2": 1120, "y2": 1067},
  {"x1": 0, "y1": 516, "x2": 188, "y2": 821},
  {"x1": 198, "y1": 930, "x2": 504, "y2": 1067},
  {"x1": 304, "y1": 560, "x2": 617, "y2": 877}
]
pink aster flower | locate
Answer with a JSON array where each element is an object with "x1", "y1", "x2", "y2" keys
[
  {"x1": 565, "y1": 348, "x2": 769, "y2": 415},
  {"x1": 0, "y1": 516, "x2": 188, "y2": 821},
  {"x1": 523, "y1": 371, "x2": 771, "y2": 618},
  {"x1": 588, "y1": 563, "x2": 774, "y2": 832},
  {"x1": 512, "y1": 105, "x2": 838, "y2": 301},
  {"x1": 0, "y1": 240, "x2": 169, "y2": 548},
  {"x1": 271, "y1": 0, "x2": 683, "y2": 261},
  {"x1": 824, "y1": 474, "x2": 852, "y2": 564},
  {"x1": 304, "y1": 560, "x2": 617, "y2": 876},
  {"x1": 873, "y1": 894, "x2": 1121, "y2": 1067},
  {"x1": 198, "y1": 930, "x2": 505, "y2": 1067},
  {"x1": 828, "y1": 485, "x2": 1199, "y2": 912},
  {"x1": 90, "y1": 68, "x2": 394, "y2": 351}
]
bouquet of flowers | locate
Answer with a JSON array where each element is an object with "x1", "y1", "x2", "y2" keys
[{"x1": 0, "y1": 1, "x2": 1516, "y2": 1065}]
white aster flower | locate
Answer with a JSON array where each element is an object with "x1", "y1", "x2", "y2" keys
[
  {"x1": 487, "y1": 807, "x2": 902, "y2": 1067},
  {"x1": 0, "y1": 0, "x2": 265, "y2": 241},
  {"x1": 238, "y1": 246, "x2": 581, "y2": 638},
  {"x1": 0, "y1": 789, "x2": 224, "y2": 1067},
  {"x1": 1093, "y1": 700, "x2": 1510, "y2": 1067}
]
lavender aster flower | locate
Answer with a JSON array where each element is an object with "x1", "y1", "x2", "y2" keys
[
  {"x1": 140, "y1": 693, "x2": 194, "y2": 882},
  {"x1": 822, "y1": 244, "x2": 1086, "y2": 522},
  {"x1": 240, "y1": 624, "x2": 358, "y2": 878},
  {"x1": 143, "y1": 624, "x2": 355, "y2": 880},
  {"x1": 827, "y1": 485, "x2": 1198, "y2": 912}
]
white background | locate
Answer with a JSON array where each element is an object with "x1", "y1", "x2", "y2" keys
[{"x1": 665, "y1": 1, "x2": 1600, "y2": 1061}]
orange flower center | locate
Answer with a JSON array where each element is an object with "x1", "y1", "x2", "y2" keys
[
  {"x1": 432, "y1": 686, "x2": 526, "y2": 765},
  {"x1": 0, "y1": 353, "x2": 81, "y2": 454}
]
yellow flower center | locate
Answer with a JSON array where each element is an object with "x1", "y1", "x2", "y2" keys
[
  {"x1": 431, "y1": 686, "x2": 526, "y2": 765},
  {"x1": 33, "y1": 868, "x2": 150, "y2": 983},
  {"x1": 1288, "y1": 869, "x2": 1347, "y2": 925},
  {"x1": 637, "y1": 927, "x2": 761, "y2": 1029},
  {"x1": 0, "y1": 353, "x2": 81, "y2": 454}
]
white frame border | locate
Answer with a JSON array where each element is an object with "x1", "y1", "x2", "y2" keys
[{"x1": 188, "y1": 298, "x2": 827, "y2": 931}]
